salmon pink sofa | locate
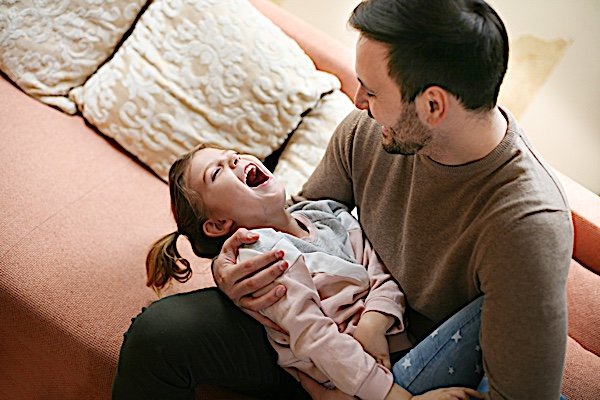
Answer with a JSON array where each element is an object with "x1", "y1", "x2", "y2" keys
[{"x1": 0, "y1": 1, "x2": 599, "y2": 399}]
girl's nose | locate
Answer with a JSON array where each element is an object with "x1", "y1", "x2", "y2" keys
[{"x1": 228, "y1": 153, "x2": 239, "y2": 168}]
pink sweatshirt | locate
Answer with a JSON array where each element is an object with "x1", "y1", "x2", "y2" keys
[{"x1": 238, "y1": 200, "x2": 406, "y2": 400}]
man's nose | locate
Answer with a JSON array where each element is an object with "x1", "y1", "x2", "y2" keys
[{"x1": 354, "y1": 86, "x2": 369, "y2": 110}]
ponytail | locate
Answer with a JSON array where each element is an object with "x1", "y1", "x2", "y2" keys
[{"x1": 146, "y1": 231, "x2": 192, "y2": 296}]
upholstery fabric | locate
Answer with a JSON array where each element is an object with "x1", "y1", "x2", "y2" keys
[
  {"x1": 0, "y1": 0, "x2": 147, "y2": 114},
  {"x1": 274, "y1": 89, "x2": 354, "y2": 197},
  {"x1": 567, "y1": 260, "x2": 600, "y2": 357},
  {"x1": 69, "y1": 0, "x2": 340, "y2": 181},
  {"x1": 0, "y1": 76, "x2": 213, "y2": 400},
  {"x1": 557, "y1": 170, "x2": 600, "y2": 275},
  {"x1": 562, "y1": 336, "x2": 600, "y2": 400}
]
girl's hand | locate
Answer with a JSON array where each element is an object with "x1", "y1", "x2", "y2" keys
[
  {"x1": 297, "y1": 371, "x2": 354, "y2": 400},
  {"x1": 353, "y1": 311, "x2": 394, "y2": 369},
  {"x1": 212, "y1": 228, "x2": 288, "y2": 311}
]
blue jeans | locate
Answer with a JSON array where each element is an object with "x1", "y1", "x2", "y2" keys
[
  {"x1": 392, "y1": 296, "x2": 484, "y2": 393},
  {"x1": 392, "y1": 296, "x2": 567, "y2": 399}
]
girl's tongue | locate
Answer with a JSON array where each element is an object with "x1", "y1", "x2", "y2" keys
[{"x1": 245, "y1": 164, "x2": 269, "y2": 188}]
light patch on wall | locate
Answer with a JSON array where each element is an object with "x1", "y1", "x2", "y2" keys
[{"x1": 499, "y1": 35, "x2": 572, "y2": 119}]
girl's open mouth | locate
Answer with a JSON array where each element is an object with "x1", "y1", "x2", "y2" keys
[{"x1": 244, "y1": 164, "x2": 270, "y2": 188}]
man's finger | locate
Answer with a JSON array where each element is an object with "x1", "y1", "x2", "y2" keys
[
  {"x1": 223, "y1": 256, "x2": 287, "y2": 302},
  {"x1": 462, "y1": 388, "x2": 483, "y2": 399},
  {"x1": 239, "y1": 284, "x2": 286, "y2": 312},
  {"x1": 241, "y1": 258, "x2": 287, "y2": 290},
  {"x1": 220, "y1": 228, "x2": 259, "y2": 261},
  {"x1": 251, "y1": 281, "x2": 279, "y2": 299},
  {"x1": 215, "y1": 248, "x2": 285, "y2": 290}
]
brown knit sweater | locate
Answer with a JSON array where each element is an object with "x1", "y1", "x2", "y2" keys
[{"x1": 298, "y1": 108, "x2": 573, "y2": 399}]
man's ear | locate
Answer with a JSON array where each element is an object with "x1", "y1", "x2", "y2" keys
[
  {"x1": 416, "y1": 86, "x2": 448, "y2": 127},
  {"x1": 203, "y1": 218, "x2": 235, "y2": 237}
]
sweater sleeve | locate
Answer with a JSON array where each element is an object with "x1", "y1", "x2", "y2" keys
[
  {"x1": 296, "y1": 110, "x2": 361, "y2": 206},
  {"x1": 478, "y1": 211, "x2": 572, "y2": 399},
  {"x1": 340, "y1": 209, "x2": 406, "y2": 332},
  {"x1": 361, "y1": 236, "x2": 406, "y2": 332},
  {"x1": 239, "y1": 237, "x2": 394, "y2": 400}
]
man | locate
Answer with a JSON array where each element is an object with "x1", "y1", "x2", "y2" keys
[
  {"x1": 213, "y1": 0, "x2": 572, "y2": 398},
  {"x1": 112, "y1": 0, "x2": 572, "y2": 399}
]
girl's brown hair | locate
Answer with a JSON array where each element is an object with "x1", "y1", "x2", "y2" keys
[{"x1": 146, "y1": 144, "x2": 229, "y2": 295}]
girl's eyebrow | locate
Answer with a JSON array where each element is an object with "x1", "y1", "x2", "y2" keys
[{"x1": 202, "y1": 149, "x2": 233, "y2": 184}]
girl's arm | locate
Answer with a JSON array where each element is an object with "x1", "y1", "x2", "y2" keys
[
  {"x1": 335, "y1": 204, "x2": 405, "y2": 329},
  {"x1": 239, "y1": 237, "x2": 394, "y2": 400}
]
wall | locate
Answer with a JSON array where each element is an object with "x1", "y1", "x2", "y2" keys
[{"x1": 277, "y1": 0, "x2": 600, "y2": 194}]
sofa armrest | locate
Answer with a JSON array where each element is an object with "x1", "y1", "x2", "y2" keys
[
  {"x1": 556, "y1": 171, "x2": 600, "y2": 275},
  {"x1": 250, "y1": 0, "x2": 358, "y2": 99}
]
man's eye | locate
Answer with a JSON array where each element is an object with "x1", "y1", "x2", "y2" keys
[
  {"x1": 211, "y1": 168, "x2": 221, "y2": 181},
  {"x1": 366, "y1": 92, "x2": 375, "y2": 98}
]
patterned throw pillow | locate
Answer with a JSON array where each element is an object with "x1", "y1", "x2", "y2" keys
[
  {"x1": 274, "y1": 90, "x2": 354, "y2": 197},
  {"x1": 0, "y1": 0, "x2": 147, "y2": 113},
  {"x1": 69, "y1": 0, "x2": 340, "y2": 181}
]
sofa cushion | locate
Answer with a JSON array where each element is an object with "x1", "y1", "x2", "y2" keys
[
  {"x1": 274, "y1": 89, "x2": 354, "y2": 197},
  {"x1": 69, "y1": 0, "x2": 340, "y2": 181},
  {"x1": 0, "y1": 74, "x2": 212, "y2": 400},
  {"x1": 0, "y1": 0, "x2": 147, "y2": 114},
  {"x1": 567, "y1": 260, "x2": 600, "y2": 357},
  {"x1": 562, "y1": 336, "x2": 600, "y2": 400}
]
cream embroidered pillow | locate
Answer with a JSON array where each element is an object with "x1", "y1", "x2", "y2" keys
[
  {"x1": 0, "y1": 0, "x2": 147, "y2": 114},
  {"x1": 69, "y1": 0, "x2": 340, "y2": 181},
  {"x1": 274, "y1": 90, "x2": 355, "y2": 197}
]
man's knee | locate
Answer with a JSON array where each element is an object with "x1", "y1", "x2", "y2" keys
[
  {"x1": 123, "y1": 288, "x2": 237, "y2": 353},
  {"x1": 114, "y1": 289, "x2": 240, "y2": 394}
]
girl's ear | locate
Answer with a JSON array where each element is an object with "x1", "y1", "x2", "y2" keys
[{"x1": 203, "y1": 218, "x2": 235, "y2": 237}]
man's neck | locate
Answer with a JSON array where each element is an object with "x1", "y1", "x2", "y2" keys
[{"x1": 427, "y1": 106, "x2": 508, "y2": 166}]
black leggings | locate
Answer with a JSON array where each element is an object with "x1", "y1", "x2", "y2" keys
[{"x1": 112, "y1": 288, "x2": 305, "y2": 400}]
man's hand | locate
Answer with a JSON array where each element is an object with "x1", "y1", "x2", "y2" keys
[
  {"x1": 212, "y1": 228, "x2": 288, "y2": 311},
  {"x1": 413, "y1": 387, "x2": 483, "y2": 400},
  {"x1": 299, "y1": 366, "x2": 483, "y2": 400},
  {"x1": 353, "y1": 311, "x2": 394, "y2": 369}
]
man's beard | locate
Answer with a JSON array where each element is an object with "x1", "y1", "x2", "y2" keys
[{"x1": 382, "y1": 103, "x2": 432, "y2": 155}]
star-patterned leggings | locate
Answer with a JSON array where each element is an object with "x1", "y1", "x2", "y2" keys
[{"x1": 392, "y1": 296, "x2": 484, "y2": 394}]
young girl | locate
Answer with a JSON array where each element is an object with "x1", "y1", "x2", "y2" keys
[{"x1": 146, "y1": 144, "x2": 482, "y2": 400}]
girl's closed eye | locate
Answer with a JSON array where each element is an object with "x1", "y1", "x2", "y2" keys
[{"x1": 211, "y1": 167, "x2": 221, "y2": 181}]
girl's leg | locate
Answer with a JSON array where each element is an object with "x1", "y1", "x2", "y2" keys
[
  {"x1": 392, "y1": 296, "x2": 484, "y2": 394},
  {"x1": 112, "y1": 288, "x2": 303, "y2": 400}
]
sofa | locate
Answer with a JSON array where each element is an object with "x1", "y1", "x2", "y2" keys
[{"x1": 0, "y1": 1, "x2": 598, "y2": 399}]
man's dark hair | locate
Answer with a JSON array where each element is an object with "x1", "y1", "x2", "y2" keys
[{"x1": 349, "y1": 0, "x2": 509, "y2": 111}]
